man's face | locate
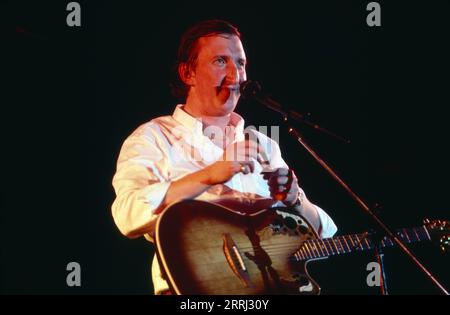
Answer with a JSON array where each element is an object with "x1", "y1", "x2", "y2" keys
[{"x1": 187, "y1": 34, "x2": 247, "y2": 116}]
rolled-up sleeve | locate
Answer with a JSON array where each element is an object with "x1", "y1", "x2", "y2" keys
[
  {"x1": 263, "y1": 134, "x2": 338, "y2": 239},
  {"x1": 314, "y1": 205, "x2": 338, "y2": 238},
  {"x1": 112, "y1": 131, "x2": 171, "y2": 238},
  {"x1": 295, "y1": 188, "x2": 338, "y2": 239}
]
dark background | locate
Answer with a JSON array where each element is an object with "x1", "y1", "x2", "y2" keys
[{"x1": 3, "y1": 0, "x2": 449, "y2": 294}]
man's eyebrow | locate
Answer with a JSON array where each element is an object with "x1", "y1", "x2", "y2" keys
[
  {"x1": 211, "y1": 54, "x2": 230, "y2": 59},
  {"x1": 238, "y1": 57, "x2": 247, "y2": 64},
  {"x1": 211, "y1": 55, "x2": 246, "y2": 60}
]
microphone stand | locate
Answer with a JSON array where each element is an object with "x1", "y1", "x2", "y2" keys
[
  {"x1": 247, "y1": 92, "x2": 449, "y2": 295},
  {"x1": 368, "y1": 226, "x2": 389, "y2": 295},
  {"x1": 375, "y1": 240, "x2": 389, "y2": 295}
]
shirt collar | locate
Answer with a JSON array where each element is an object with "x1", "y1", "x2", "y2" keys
[{"x1": 172, "y1": 104, "x2": 245, "y2": 138}]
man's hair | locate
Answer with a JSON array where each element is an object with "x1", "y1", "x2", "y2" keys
[{"x1": 170, "y1": 19, "x2": 241, "y2": 101}]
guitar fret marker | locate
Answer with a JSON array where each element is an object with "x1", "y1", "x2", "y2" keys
[
  {"x1": 320, "y1": 239, "x2": 330, "y2": 256},
  {"x1": 311, "y1": 242, "x2": 320, "y2": 257},
  {"x1": 324, "y1": 238, "x2": 335, "y2": 255},
  {"x1": 363, "y1": 236, "x2": 371, "y2": 249},
  {"x1": 334, "y1": 238, "x2": 342, "y2": 253},
  {"x1": 315, "y1": 240, "x2": 325, "y2": 257},
  {"x1": 422, "y1": 226, "x2": 431, "y2": 241},
  {"x1": 300, "y1": 248, "x2": 308, "y2": 260},
  {"x1": 342, "y1": 236, "x2": 351, "y2": 252},
  {"x1": 332, "y1": 239, "x2": 340, "y2": 254},
  {"x1": 304, "y1": 243, "x2": 313, "y2": 258},
  {"x1": 412, "y1": 228, "x2": 420, "y2": 242},
  {"x1": 348, "y1": 235, "x2": 356, "y2": 249},
  {"x1": 403, "y1": 229, "x2": 411, "y2": 243},
  {"x1": 355, "y1": 235, "x2": 364, "y2": 250},
  {"x1": 307, "y1": 242, "x2": 317, "y2": 257}
]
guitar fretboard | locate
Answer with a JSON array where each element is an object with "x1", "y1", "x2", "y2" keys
[{"x1": 292, "y1": 226, "x2": 431, "y2": 261}]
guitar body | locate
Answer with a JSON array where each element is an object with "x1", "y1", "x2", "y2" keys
[{"x1": 155, "y1": 200, "x2": 322, "y2": 295}]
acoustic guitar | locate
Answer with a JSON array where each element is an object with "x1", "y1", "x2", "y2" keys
[{"x1": 155, "y1": 200, "x2": 449, "y2": 295}]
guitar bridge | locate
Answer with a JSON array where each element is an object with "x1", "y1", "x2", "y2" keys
[{"x1": 223, "y1": 233, "x2": 253, "y2": 288}]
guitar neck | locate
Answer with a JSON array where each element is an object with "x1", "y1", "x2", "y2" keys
[{"x1": 293, "y1": 226, "x2": 432, "y2": 261}]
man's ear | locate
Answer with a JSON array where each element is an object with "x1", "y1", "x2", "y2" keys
[{"x1": 178, "y1": 63, "x2": 195, "y2": 86}]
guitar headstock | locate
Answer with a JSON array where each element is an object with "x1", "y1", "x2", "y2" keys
[{"x1": 423, "y1": 219, "x2": 450, "y2": 253}]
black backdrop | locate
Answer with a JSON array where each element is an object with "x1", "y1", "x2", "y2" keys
[{"x1": 3, "y1": 0, "x2": 449, "y2": 294}]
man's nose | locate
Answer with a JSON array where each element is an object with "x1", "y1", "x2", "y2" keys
[{"x1": 226, "y1": 62, "x2": 240, "y2": 84}]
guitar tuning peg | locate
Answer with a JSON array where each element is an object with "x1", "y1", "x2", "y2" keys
[
  {"x1": 439, "y1": 236, "x2": 450, "y2": 254},
  {"x1": 423, "y1": 218, "x2": 431, "y2": 224}
]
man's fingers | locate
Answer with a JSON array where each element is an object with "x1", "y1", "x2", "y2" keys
[
  {"x1": 262, "y1": 168, "x2": 290, "y2": 177},
  {"x1": 266, "y1": 174, "x2": 292, "y2": 185},
  {"x1": 269, "y1": 183, "x2": 288, "y2": 193},
  {"x1": 266, "y1": 175, "x2": 289, "y2": 185},
  {"x1": 263, "y1": 168, "x2": 299, "y2": 203},
  {"x1": 226, "y1": 140, "x2": 264, "y2": 162},
  {"x1": 237, "y1": 161, "x2": 255, "y2": 174},
  {"x1": 277, "y1": 168, "x2": 289, "y2": 176}
]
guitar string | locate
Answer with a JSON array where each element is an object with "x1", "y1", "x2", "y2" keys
[
  {"x1": 217, "y1": 245, "x2": 360, "y2": 263},
  {"x1": 234, "y1": 237, "x2": 357, "y2": 250},
  {"x1": 223, "y1": 229, "x2": 437, "y2": 266},
  {"x1": 234, "y1": 235, "x2": 368, "y2": 252},
  {"x1": 236, "y1": 245, "x2": 338, "y2": 258},
  {"x1": 226, "y1": 245, "x2": 324, "y2": 262},
  {"x1": 186, "y1": 237, "x2": 377, "y2": 264},
  {"x1": 236, "y1": 237, "x2": 387, "y2": 259},
  {"x1": 229, "y1": 230, "x2": 407, "y2": 252},
  {"x1": 211, "y1": 232, "x2": 417, "y2": 259},
  {"x1": 221, "y1": 227, "x2": 422, "y2": 252},
  {"x1": 195, "y1": 242, "x2": 304, "y2": 257},
  {"x1": 235, "y1": 243, "x2": 322, "y2": 253},
  {"x1": 183, "y1": 230, "x2": 431, "y2": 266},
  {"x1": 200, "y1": 242, "x2": 336, "y2": 258},
  {"x1": 225, "y1": 234, "x2": 365, "y2": 251},
  {"x1": 208, "y1": 236, "x2": 373, "y2": 258}
]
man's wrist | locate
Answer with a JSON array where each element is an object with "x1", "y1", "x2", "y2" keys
[
  {"x1": 283, "y1": 189, "x2": 301, "y2": 207},
  {"x1": 198, "y1": 167, "x2": 213, "y2": 186},
  {"x1": 290, "y1": 189, "x2": 304, "y2": 210}
]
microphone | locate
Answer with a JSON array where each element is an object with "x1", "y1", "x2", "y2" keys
[
  {"x1": 239, "y1": 80, "x2": 284, "y2": 114},
  {"x1": 239, "y1": 80, "x2": 262, "y2": 99},
  {"x1": 239, "y1": 80, "x2": 351, "y2": 144}
]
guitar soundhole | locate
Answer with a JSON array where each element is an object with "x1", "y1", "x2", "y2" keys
[
  {"x1": 283, "y1": 217, "x2": 296, "y2": 230},
  {"x1": 269, "y1": 211, "x2": 314, "y2": 239},
  {"x1": 298, "y1": 225, "x2": 309, "y2": 235}
]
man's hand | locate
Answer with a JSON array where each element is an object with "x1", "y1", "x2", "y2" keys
[
  {"x1": 263, "y1": 168, "x2": 299, "y2": 206},
  {"x1": 202, "y1": 139, "x2": 263, "y2": 185}
]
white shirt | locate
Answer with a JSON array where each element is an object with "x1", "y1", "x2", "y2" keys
[{"x1": 112, "y1": 105, "x2": 337, "y2": 294}]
